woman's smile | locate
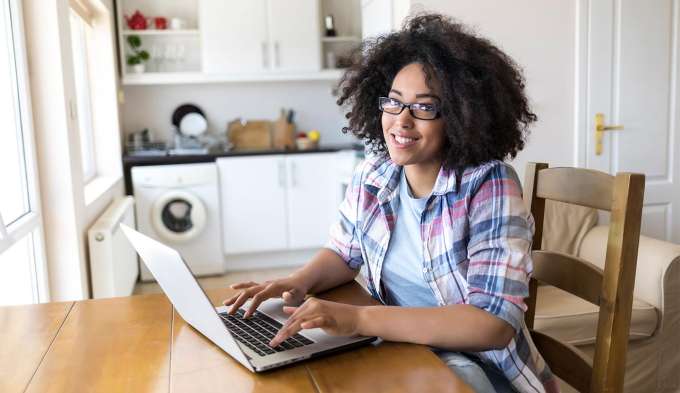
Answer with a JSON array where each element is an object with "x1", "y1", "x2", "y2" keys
[{"x1": 389, "y1": 131, "x2": 421, "y2": 148}]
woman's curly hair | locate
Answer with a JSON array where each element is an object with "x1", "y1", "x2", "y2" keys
[{"x1": 337, "y1": 13, "x2": 537, "y2": 170}]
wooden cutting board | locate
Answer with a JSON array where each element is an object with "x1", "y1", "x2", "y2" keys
[{"x1": 228, "y1": 120, "x2": 272, "y2": 150}]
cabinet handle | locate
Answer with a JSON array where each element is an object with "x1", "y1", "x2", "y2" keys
[
  {"x1": 274, "y1": 41, "x2": 280, "y2": 68},
  {"x1": 278, "y1": 160, "x2": 285, "y2": 188},
  {"x1": 290, "y1": 161, "x2": 297, "y2": 187},
  {"x1": 262, "y1": 41, "x2": 269, "y2": 68}
]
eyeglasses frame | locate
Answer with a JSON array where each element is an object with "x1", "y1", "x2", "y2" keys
[{"x1": 378, "y1": 96, "x2": 441, "y2": 120}]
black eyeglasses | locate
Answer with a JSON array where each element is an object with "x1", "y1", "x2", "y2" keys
[{"x1": 378, "y1": 96, "x2": 441, "y2": 120}]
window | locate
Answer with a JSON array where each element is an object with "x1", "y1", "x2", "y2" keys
[
  {"x1": 0, "y1": 0, "x2": 48, "y2": 305},
  {"x1": 69, "y1": 8, "x2": 97, "y2": 183}
]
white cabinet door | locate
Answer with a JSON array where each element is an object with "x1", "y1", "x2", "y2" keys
[
  {"x1": 361, "y1": 0, "x2": 410, "y2": 39},
  {"x1": 200, "y1": 0, "x2": 269, "y2": 73},
  {"x1": 217, "y1": 156, "x2": 288, "y2": 254},
  {"x1": 267, "y1": 0, "x2": 321, "y2": 72},
  {"x1": 285, "y1": 153, "x2": 339, "y2": 249}
]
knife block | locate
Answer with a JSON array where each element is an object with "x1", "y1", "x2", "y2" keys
[{"x1": 272, "y1": 114, "x2": 296, "y2": 150}]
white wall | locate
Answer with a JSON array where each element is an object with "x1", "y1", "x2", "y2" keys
[
  {"x1": 121, "y1": 81, "x2": 357, "y2": 146},
  {"x1": 415, "y1": 0, "x2": 578, "y2": 180},
  {"x1": 122, "y1": 1, "x2": 577, "y2": 182}
]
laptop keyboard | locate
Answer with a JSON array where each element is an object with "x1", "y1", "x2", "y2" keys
[{"x1": 218, "y1": 308, "x2": 315, "y2": 357}]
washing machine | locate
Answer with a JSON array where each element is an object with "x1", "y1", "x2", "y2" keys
[{"x1": 132, "y1": 163, "x2": 224, "y2": 281}]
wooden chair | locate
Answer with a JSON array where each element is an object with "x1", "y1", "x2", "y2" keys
[{"x1": 523, "y1": 163, "x2": 645, "y2": 393}]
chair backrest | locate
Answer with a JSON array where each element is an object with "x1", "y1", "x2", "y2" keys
[{"x1": 523, "y1": 163, "x2": 645, "y2": 393}]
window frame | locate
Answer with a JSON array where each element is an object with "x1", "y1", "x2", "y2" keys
[
  {"x1": 69, "y1": 8, "x2": 98, "y2": 184},
  {"x1": 0, "y1": 0, "x2": 50, "y2": 303}
]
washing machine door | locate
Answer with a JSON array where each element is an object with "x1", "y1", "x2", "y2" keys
[{"x1": 151, "y1": 190, "x2": 206, "y2": 243}]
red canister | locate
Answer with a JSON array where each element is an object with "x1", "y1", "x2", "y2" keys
[{"x1": 154, "y1": 17, "x2": 167, "y2": 30}]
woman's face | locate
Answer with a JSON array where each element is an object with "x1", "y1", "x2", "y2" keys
[{"x1": 381, "y1": 62, "x2": 446, "y2": 168}]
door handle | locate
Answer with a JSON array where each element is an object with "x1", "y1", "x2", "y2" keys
[
  {"x1": 290, "y1": 161, "x2": 297, "y2": 187},
  {"x1": 262, "y1": 41, "x2": 269, "y2": 68},
  {"x1": 278, "y1": 160, "x2": 285, "y2": 188},
  {"x1": 274, "y1": 41, "x2": 280, "y2": 68},
  {"x1": 595, "y1": 113, "x2": 624, "y2": 155}
]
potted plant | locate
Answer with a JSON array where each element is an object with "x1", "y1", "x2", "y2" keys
[{"x1": 126, "y1": 35, "x2": 149, "y2": 73}]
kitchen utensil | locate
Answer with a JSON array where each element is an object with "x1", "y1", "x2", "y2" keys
[
  {"x1": 170, "y1": 17, "x2": 186, "y2": 30},
  {"x1": 154, "y1": 17, "x2": 167, "y2": 29},
  {"x1": 164, "y1": 43, "x2": 178, "y2": 71},
  {"x1": 324, "y1": 15, "x2": 336, "y2": 36},
  {"x1": 171, "y1": 104, "x2": 205, "y2": 128},
  {"x1": 325, "y1": 51, "x2": 337, "y2": 69},
  {"x1": 179, "y1": 112, "x2": 207, "y2": 137},
  {"x1": 272, "y1": 109, "x2": 295, "y2": 150},
  {"x1": 295, "y1": 136, "x2": 317, "y2": 150},
  {"x1": 228, "y1": 120, "x2": 272, "y2": 150},
  {"x1": 125, "y1": 10, "x2": 147, "y2": 30},
  {"x1": 150, "y1": 44, "x2": 163, "y2": 72}
]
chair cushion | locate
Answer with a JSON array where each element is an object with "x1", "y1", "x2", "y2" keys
[
  {"x1": 534, "y1": 285, "x2": 659, "y2": 346},
  {"x1": 541, "y1": 200, "x2": 598, "y2": 256}
]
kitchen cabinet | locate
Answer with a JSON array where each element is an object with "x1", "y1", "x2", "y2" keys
[
  {"x1": 285, "y1": 153, "x2": 339, "y2": 249},
  {"x1": 217, "y1": 152, "x2": 341, "y2": 255},
  {"x1": 360, "y1": 0, "x2": 411, "y2": 40},
  {"x1": 199, "y1": 0, "x2": 267, "y2": 74},
  {"x1": 267, "y1": 1, "x2": 322, "y2": 72},
  {"x1": 200, "y1": 0, "x2": 321, "y2": 74},
  {"x1": 217, "y1": 155, "x2": 288, "y2": 254},
  {"x1": 116, "y1": 0, "x2": 379, "y2": 84}
]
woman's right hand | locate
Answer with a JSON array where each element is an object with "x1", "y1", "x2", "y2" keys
[{"x1": 222, "y1": 275, "x2": 309, "y2": 318}]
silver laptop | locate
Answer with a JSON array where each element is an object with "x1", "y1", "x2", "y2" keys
[{"x1": 120, "y1": 224, "x2": 377, "y2": 372}]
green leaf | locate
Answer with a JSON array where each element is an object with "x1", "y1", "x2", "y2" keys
[
  {"x1": 126, "y1": 55, "x2": 140, "y2": 65},
  {"x1": 127, "y1": 35, "x2": 141, "y2": 48},
  {"x1": 139, "y1": 50, "x2": 150, "y2": 61}
]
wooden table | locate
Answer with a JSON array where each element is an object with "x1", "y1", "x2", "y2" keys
[{"x1": 1, "y1": 281, "x2": 472, "y2": 392}]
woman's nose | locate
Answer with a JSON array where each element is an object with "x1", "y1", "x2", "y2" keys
[{"x1": 395, "y1": 106, "x2": 415, "y2": 127}]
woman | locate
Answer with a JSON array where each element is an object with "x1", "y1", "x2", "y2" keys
[{"x1": 224, "y1": 14, "x2": 559, "y2": 393}]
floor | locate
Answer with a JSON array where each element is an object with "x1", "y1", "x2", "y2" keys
[{"x1": 133, "y1": 266, "x2": 299, "y2": 295}]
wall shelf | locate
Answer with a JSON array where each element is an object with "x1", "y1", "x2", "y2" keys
[
  {"x1": 122, "y1": 29, "x2": 200, "y2": 36},
  {"x1": 122, "y1": 69, "x2": 345, "y2": 85},
  {"x1": 321, "y1": 36, "x2": 360, "y2": 43}
]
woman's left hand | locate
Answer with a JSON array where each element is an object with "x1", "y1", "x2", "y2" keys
[{"x1": 269, "y1": 298, "x2": 362, "y2": 348}]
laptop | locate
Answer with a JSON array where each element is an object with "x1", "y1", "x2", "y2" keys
[{"x1": 120, "y1": 224, "x2": 377, "y2": 372}]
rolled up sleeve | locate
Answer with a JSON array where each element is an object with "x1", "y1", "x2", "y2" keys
[{"x1": 465, "y1": 163, "x2": 534, "y2": 333}]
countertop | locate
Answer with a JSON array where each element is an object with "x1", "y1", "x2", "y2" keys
[{"x1": 122, "y1": 143, "x2": 364, "y2": 194}]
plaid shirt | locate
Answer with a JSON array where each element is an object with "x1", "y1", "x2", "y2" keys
[{"x1": 326, "y1": 156, "x2": 559, "y2": 393}]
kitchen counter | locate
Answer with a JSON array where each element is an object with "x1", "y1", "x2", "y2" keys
[{"x1": 122, "y1": 143, "x2": 364, "y2": 194}]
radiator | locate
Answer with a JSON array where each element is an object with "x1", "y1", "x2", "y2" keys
[{"x1": 88, "y1": 196, "x2": 138, "y2": 298}]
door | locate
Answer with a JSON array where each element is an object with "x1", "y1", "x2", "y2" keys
[
  {"x1": 217, "y1": 156, "x2": 287, "y2": 254},
  {"x1": 286, "y1": 153, "x2": 339, "y2": 249},
  {"x1": 582, "y1": 0, "x2": 680, "y2": 243},
  {"x1": 266, "y1": 0, "x2": 321, "y2": 72},
  {"x1": 200, "y1": 0, "x2": 268, "y2": 73}
]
